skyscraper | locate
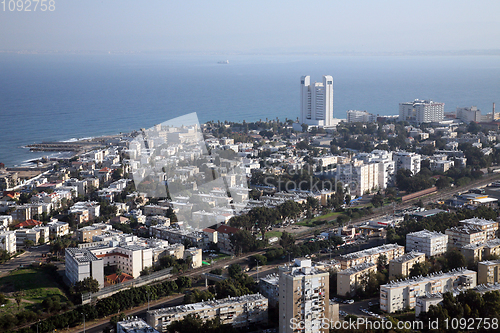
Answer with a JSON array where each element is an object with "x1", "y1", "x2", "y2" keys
[
  {"x1": 300, "y1": 75, "x2": 334, "y2": 127},
  {"x1": 279, "y1": 259, "x2": 330, "y2": 333}
]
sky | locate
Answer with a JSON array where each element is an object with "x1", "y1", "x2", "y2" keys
[{"x1": 1, "y1": 0, "x2": 500, "y2": 54}]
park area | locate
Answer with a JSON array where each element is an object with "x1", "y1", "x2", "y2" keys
[{"x1": 0, "y1": 266, "x2": 69, "y2": 315}]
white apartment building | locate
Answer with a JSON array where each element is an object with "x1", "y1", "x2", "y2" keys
[
  {"x1": 65, "y1": 247, "x2": 105, "y2": 287},
  {"x1": 380, "y1": 269, "x2": 476, "y2": 313},
  {"x1": 356, "y1": 151, "x2": 396, "y2": 189},
  {"x1": 337, "y1": 263, "x2": 377, "y2": 296},
  {"x1": 0, "y1": 230, "x2": 16, "y2": 254},
  {"x1": 147, "y1": 293, "x2": 268, "y2": 332},
  {"x1": 393, "y1": 151, "x2": 421, "y2": 175},
  {"x1": 339, "y1": 244, "x2": 405, "y2": 270},
  {"x1": 15, "y1": 228, "x2": 40, "y2": 247},
  {"x1": 183, "y1": 247, "x2": 202, "y2": 269},
  {"x1": 69, "y1": 201, "x2": 100, "y2": 222},
  {"x1": 300, "y1": 75, "x2": 334, "y2": 127},
  {"x1": 337, "y1": 160, "x2": 379, "y2": 196},
  {"x1": 346, "y1": 110, "x2": 377, "y2": 123},
  {"x1": 117, "y1": 317, "x2": 159, "y2": 333},
  {"x1": 279, "y1": 259, "x2": 330, "y2": 333},
  {"x1": 399, "y1": 99, "x2": 445, "y2": 124},
  {"x1": 456, "y1": 106, "x2": 482, "y2": 123},
  {"x1": 406, "y1": 230, "x2": 448, "y2": 257},
  {"x1": 47, "y1": 220, "x2": 70, "y2": 237}
]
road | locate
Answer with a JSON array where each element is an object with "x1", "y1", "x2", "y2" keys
[{"x1": 0, "y1": 244, "x2": 51, "y2": 277}]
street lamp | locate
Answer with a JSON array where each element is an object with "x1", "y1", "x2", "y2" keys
[{"x1": 81, "y1": 313, "x2": 85, "y2": 333}]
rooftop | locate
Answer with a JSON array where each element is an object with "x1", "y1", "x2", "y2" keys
[
  {"x1": 340, "y1": 244, "x2": 403, "y2": 260},
  {"x1": 407, "y1": 229, "x2": 447, "y2": 239},
  {"x1": 338, "y1": 262, "x2": 376, "y2": 275},
  {"x1": 460, "y1": 217, "x2": 498, "y2": 227},
  {"x1": 382, "y1": 268, "x2": 474, "y2": 289},
  {"x1": 390, "y1": 251, "x2": 425, "y2": 263},
  {"x1": 148, "y1": 293, "x2": 266, "y2": 316}
]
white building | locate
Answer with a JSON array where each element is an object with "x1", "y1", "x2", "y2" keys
[
  {"x1": 117, "y1": 317, "x2": 159, "y2": 333},
  {"x1": 337, "y1": 160, "x2": 380, "y2": 196},
  {"x1": 399, "y1": 99, "x2": 445, "y2": 124},
  {"x1": 300, "y1": 75, "x2": 334, "y2": 127},
  {"x1": 147, "y1": 293, "x2": 268, "y2": 332},
  {"x1": 456, "y1": 106, "x2": 482, "y2": 123},
  {"x1": 65, "y1": 247, "x2": 105, "y2": 288},
  {"x1": 0, "y1": 230, "x2": 16, "y2": 254},
  {"x1": 380, "y1": 269, "x2": 476, "y2": 313},
  {"x1": 393, "y1": 151, "x2": 421, "y2": 175},
  {"x1": 346, "y1": 110, "x2": 377, "y2": 123},
  {"x1": 406, "y1": 230, "x2": 448, "y2": 257},
  {"x1": 47, "y1": 220, "x2": 70, "y2": 237}
]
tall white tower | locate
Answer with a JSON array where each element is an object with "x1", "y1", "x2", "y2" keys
[{"x1": 300, "y1": 75, "x2": 334, "y2": 127}]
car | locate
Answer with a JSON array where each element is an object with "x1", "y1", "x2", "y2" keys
[{"x1": 346, "y1": 299, "x2": 354, "y2": 304}]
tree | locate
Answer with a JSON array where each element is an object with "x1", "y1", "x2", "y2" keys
[
  {"x1": 230, "y1": 230, "x2": 258, "y2": 255},
  {"x1": 14, "y1": 292, "x2": 23, "y2": 311},
  {"x1": 23, "y1": 239, "x2": 34, "y2": 248},
  {"x1": 248, "y1": 207, "x2": 278, "y2": 240},
  {"x1": 409, "y1": 262, "x2": 430, "y2": 278},
  {"x1": 436, "y1": 176, "x2": 451, "y2": 189},
  {"x1": 279, "y1": 231, "x2": 295, "y2": 250},
  {"x1": 371, "y1": 192, "x2": 384, "y2": 208},
  {"x1": 38, "y1": 236, "x2": 45, "y2": 245},
  {"x1": 74, "y1": 277, "x2": 100, "y2": 294}
]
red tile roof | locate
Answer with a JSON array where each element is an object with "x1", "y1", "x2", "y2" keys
[
  {"x1": 216, "y1": 225, "x2": 240, "y2": 234},
  {"x1": 14, "y1": 219, "x2": 43, "y2": 228},
  {"x1": 203, "y1": 228, "x2": 216, "y2": 233}
]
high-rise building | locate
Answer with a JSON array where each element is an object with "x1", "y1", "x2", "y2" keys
[
  {"x1": 279, "y1": 259, "x2": 330, "y2": 333},
  {"x1": 300, "y1": 76, "x2": 334, "y2": 127},
  {"x1": 393, "y1": 151, "x2": 421, "y2": 175},
  {"x1": 399, "y1": 99, "x2": 444, "y2": 124}
]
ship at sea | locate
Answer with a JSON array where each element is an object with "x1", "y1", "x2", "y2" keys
[{"x1": 217, "y1": 60, "x2": 229, "y2": 64}]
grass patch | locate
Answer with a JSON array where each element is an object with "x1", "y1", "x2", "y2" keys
[
  {"x1": 264, "y1": 231, "x2": 283, "y2": 239},
  {"x1": 0, "y1": 267, "x2": 68, "y2": 314},
  {"x1": 211, "y1": 253, "x2": 231, "y2": 262}
]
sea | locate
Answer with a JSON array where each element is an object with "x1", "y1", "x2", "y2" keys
[{"x1": 1, "y1": 53, "x2": 500, "y2": 167}]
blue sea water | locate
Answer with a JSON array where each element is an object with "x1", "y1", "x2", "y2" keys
[{"x1": 0, "y1": 53, "x2": 500, "y2": 167}]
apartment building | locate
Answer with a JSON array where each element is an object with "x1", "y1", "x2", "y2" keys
[
  {"x1": 15, "y1": 228, "x2": 40, "y2": 247},
  {"x1": 216, "y1": 224, "x2": 239, "y2": 254},
  {"x1": 399, "y1": 99, "x2": 444, "y2": 124},
  {"x1": 389, "y1": 251, "x2": 426, "y2": 278},
  {"x1": 91, "y1": 244, "x2": 153, "y2": 278},
  {"x1": 459, "y1": 217, "x2": 499, "y2": 240},
  {"x1": 65, "y1": 247, "x2": 105, "y2": 287},
  {"x1": 47, "y1": 220, "x2": 70, "y2": 237},
  {"x1": 147, "y1": 293, "x2": 268, "y2": 332},
  {"x1": 393, "y1": 151, "x2": 421, "y2": 175},
  {"x1": 336, "y1": 160, "x2": 380, "y2": 196},
  {"x1": 149, "y1": 225, "x2": 205, "y2": 249},
  {"x1": 183, "y1": 247, "x2": 202, "y2": 269},
  {"x1": 70, "y1": 201, "x2": 100, "y2": 222},
  {"x1": 0, "y1": 230, "x2": 16, "y2": 254},
  {"x1": 380, "y1": 269, "x2": 476, "y2": 313},
  {"x1": 346, "y1": 110, "x2": 377, "y2": 123},
  {"x1": 279, "y1": 259, "x2": 330, "y2": 333},
  {"x1": 337, "y1": 263, "x2": 377, "y2": 296},
  {"x1": 300, "y1": 75, "x2": 334, "y2": 127},
  {"x1": 445, "y1": 225, "x2": 487, "y2": 250},
  {"x1": 406, "y1": 230, "x2": 448, "y2": 257},
  {"x1": 77, "y1": 225, "x2": 104, "y2": 242},
  {"x1": 259, "y1": 273, "x2": 279, "y2": 307},
  {"x1": 478, "y1": 259, "x2": 500, "y2": 285},
  {"x1": 117, "y1": 317, "x2": 159, "y2": 333},
  {"x1": 339, "y1": 244, "x2": 405, "y2": 270}
]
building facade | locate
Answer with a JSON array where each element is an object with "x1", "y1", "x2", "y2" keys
[
  {"x1": 339, "y1": 244, "x2": 405, "y2": 270},
  {"x1": 399, "y1": 99, "x2": 445, "y2": 124},
  {"x1": 279, "y1": 259, "x2": 330, "y2": 333},
  {"x1": 147, "y1": 293, "x2": 268, "y2": 332},
  {"x1": 380, "y1": 269, "x2": 476, "y2": 313},
  {"x1": 406, "y1": 230, "x2": 448, "y2": 257},
  {"x1": 300, "y1": 75, "x2": 334, "y2": 127},
  {"x1": 337, "y1": 263, "x2": 377, "y2": 296},
  {"x1": 389, "y1": 251, "x2": 426, "y2": 278}
]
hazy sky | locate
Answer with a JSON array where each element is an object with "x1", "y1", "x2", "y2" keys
[{"x1": 1, "y1": 0, "x2": 500, "y2": 53}]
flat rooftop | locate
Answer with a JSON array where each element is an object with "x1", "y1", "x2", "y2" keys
[
  {"x1": 407, "y1": 229, "x2": 447, "y2": 239},
  {"x1": 382, "y1": 268, "x2": 475, "y2": 289}
]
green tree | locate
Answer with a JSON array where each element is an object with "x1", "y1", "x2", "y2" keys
[
  {"x1": 74, "y1": 277, "x2": 100, "y2": 294},
  {"x1": 279, "y1": 231, "x2": 295, "y2": 250}
]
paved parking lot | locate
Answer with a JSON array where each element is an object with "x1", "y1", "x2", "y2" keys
[{"x1": 338, "y1": 297, "x2": 379, "y2": 317}]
